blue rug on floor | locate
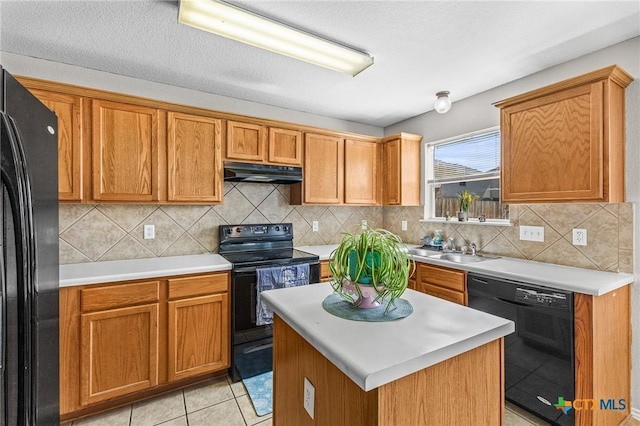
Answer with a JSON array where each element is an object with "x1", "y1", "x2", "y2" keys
[{"x1": 242, "y1": 371, "x2": 273, "y2": 417}]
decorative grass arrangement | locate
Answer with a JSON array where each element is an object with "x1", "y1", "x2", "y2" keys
[{"x1": 329, "y1": 228, "x2": 414, "y2": 314}]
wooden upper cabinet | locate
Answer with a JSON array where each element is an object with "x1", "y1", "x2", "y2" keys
[
  {"x1": 302, "y1": 133, "x2": 344, "y2": 204},
  {"x1": 382, "y1": 133, "x2": 422, "y2": 206},
  {"x1": 29, "y1": 89, "x2": 84, "y2": 201},
  {"x1": 226, "y1": 121, "x2": 266, "y2": 162},
  {"x1": 268, "y1": 127, "x2": 303, "y2": 166},
  {"x1": 495, "y1": 65, "x2": 633, "y2": 203},
  {"x1": 167, "y1": 112, "x2": 223, "y2": 202},
  {"x1": 92, "y1": 99, "x2": 159, "y2": 201},
  {"x1": 344, "y1": 139, "x2": 380, "y2": 204}
]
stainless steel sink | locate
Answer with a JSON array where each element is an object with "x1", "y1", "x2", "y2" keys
[
  {"x1": 407, "y1": 248, "x2": 440, "y2": 257},
  {"x1": 427, "y1": 252, "x2": 499, "y2": 264}
]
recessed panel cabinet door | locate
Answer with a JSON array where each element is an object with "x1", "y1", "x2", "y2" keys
[
  {"x1": 268, "y1": 127, "x2": 303, "y2": 166},
  {"x1": 92, "y1": 99, "x2": 159, "y2": 201},
  {"x1": 167, "y1": 293, "x2": 229, "y2": 381},
  {"x1": 344, "y1": 139, "x2": 379, "y2": 204},
  {"x1": 383, "y1": 138, "x2": 401, "y2": 205},
  {"x1": 30, "y1": 89, "x2": 83, "y2": 201},
  {"x1": 167, "y1": 112, "x2": 223, "y2": 202},
  {"x1": 303, "y1": 133, "x2": 344, "y2": 204},
  {"x1": 226, "y1": 121, "x2": 266, "y2": 162},
  {"x1": 80, "y1": 304, "x2": 159, "y2": 405}
]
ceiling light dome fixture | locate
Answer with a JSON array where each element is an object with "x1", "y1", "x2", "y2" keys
[
  {"x1": 434, "y1": 91, "x2": 452, "y2": 114},
  {"x1": 178, "y1": 0, "x2": 374, "y2": 76}
]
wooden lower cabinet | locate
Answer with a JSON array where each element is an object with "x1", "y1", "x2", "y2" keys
[
  {"x1": 415, "y1": 263, "x2": 466, "y2": 305},
  {"x1": 319, "y1": 260, "x2": 332, "y2": 283},
  {"x1": 167, "y1": 274, "x2": 230, "y2": 381},
  {"x1": 60, "y1": 272, "x2": 230, "y2": 420},
  {"x1": 81, "y1": 303, "x2": 159, "y2": 405}
]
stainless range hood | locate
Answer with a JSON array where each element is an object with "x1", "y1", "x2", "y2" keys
[{"x1": 223, "y1": 161, "x2": 303, "y2": 184}]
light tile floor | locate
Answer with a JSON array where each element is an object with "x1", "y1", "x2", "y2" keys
[{"x1": 67, "y1": 376, "x2": 640, "y2": 426}]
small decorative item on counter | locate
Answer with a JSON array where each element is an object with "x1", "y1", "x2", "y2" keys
[
  {"x1": 478, "y1": 214, "x2": 486, "y2": 222},
  {"x1": 421, "y1": 236, "x2": 432, "y2": 247},
  {"x1": 458, "y1": 189, "x2": 479, "y2": 222},
  {"x1": 445, "y1": 211, "x2": 450, "y2": 221},
  {"x1": 432, "y1": 230, "x2": 443, "y2": 246}
]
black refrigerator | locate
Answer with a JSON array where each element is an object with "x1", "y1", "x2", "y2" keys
[{"x1": 0, "y1": 67, "x2": 59, "y2": 425}]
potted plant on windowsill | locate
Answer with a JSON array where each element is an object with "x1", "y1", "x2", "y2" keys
[
  {"x1": 328, "y1": 228, "x2": 414, "y2": 314},
  {"x1": 458, "y1": 189, "x2": 478, "y2": 221}
]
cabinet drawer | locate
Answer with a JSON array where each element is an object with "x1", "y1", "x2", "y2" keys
[
  {"x1": 81, "y1": 281, "x2": 160, "y2": 312},
  {"x1": 320, "y1": 261, "x2": 331, "y2": 279},
  {"x1": 168, "y1": 273, "x2": 229, "y2": 300},
  {"x1": 418, "y1": 283, "x2": 466, "y2": 305},
  {"x1": 418, "y1": 264, "x2": 465, "y2": 292}
]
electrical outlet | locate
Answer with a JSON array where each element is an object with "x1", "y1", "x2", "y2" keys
[
  {"x1": 401, "y1": 220, "x2": 408, "y2": 231},
  {"x1": 572, "y1": 228, "x2": 587, "y2": 246},
  {"x1": 143, "y1": 224, "x2": 155, "y2": 240},
  {"x1": 361, "y1": 219, "x2": 368, "y2": 230},
  {"x1": 312, "y1": 221, "x2": 319, "y2": 232},
  {"x1": 303, "y1": 377, "x2": 315, "y2": 419},
  {"x1": 519, "y1": 225, "x2": 544, "y2": 242}
]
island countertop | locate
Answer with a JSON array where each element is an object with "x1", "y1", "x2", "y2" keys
[{"x1": 261, "y1": 283, "x2": 514, "y2": 391}]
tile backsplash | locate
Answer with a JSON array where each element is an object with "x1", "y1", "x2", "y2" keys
[
  {"x1": 59, "y1": 182, "x2": 383, "y2": 264},
  {"x1": 60, "y1": 182, "x2": 633, "y2": 274},
  {"x1": 384, "y1": 203, "x2": 634, "y2": 273}
]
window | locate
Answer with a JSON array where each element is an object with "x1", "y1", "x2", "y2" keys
[{"x1": 424, "y1": 127, "x2": 509, "y2": 221}]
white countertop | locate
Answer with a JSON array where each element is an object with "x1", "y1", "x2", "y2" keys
[
  {"x1": 298, "y1": 244, "x2": 634, "y2": 296},
  {"x1": 261, "y1": 282, "x2": 514, "y2": 391},
  {"x1": 59, "y1": 254, "x2": 232, "y2": 287},
  {"x1": 410, "y1": 252, "x2": 634, "y2": 296},
  {"x1": 296, "y1": 244, "x2": 338, "y2": 260}
]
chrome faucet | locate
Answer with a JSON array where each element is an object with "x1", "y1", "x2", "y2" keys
[
  {"x1": 446, "y1": 237, "x2": 455, "y2": 252},
  {"x1": 470, "y1": 242, "x2": 477, "y2": 256}
]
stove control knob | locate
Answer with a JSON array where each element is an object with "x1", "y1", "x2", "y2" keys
[
  {"x1": 235, "y1": 227, "x2": 242, "y2": 233},
  {"x1": 283, "y1": 225, "x2": 289, "y2": 232},
  {"x1": 225, "y1": 228, "x2": 232, "y2": 234},
  {"x1": 274, "y1": 225, "x2": 281, "y2": 232}
]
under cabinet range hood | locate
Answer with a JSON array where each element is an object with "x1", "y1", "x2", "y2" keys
[{"x1": 223, "y1": 161, "x2": 303, "y2": 184}]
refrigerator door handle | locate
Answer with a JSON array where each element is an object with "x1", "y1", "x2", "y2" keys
[{"x1": 0, "y1": 111, "x2": 35, "y2": 425}]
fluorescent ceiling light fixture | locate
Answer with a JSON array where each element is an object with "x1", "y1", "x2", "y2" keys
[{"x1": 178, "y1": 0, "x2": 374, "y2": 76}]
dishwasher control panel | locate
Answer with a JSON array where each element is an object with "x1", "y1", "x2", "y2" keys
[{"x1": 515, "y1": 287, "x2": 570, "y2": 308}]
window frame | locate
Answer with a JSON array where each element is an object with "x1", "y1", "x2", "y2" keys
[{"x1": 422, "y1": 126, "x2": 510, "y2": 224}]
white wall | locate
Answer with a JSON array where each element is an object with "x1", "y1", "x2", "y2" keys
[
  {"x1": 0, "y1": 52, "x2": 383, "y2": 138},
  {"x1": 386, "y1": 36, "x2": 640, "y2": 415}
]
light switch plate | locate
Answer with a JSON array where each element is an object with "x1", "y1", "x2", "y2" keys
[
  {"x1": 312, "y1": 221, "x2": 319, "y2": 232},
  {"x1": 401, "y1": 220, "x2": 408, "y2": 231},
  {"x1": 303, "y1": 377, "x2": 315, "y2": 419},
  {"x1": 519, "y1": 225, "x2": 544, "y2": 242}
]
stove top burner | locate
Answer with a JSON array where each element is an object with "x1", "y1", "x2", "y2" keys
[{"x1": 220, "y1": 248, "x2": 318, "y2": 266}]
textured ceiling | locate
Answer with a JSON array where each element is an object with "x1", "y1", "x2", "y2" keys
[{"x1": 1, "y1": 1, "x2": 639, "y2": 127}]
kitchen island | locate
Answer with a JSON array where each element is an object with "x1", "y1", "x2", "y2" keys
[{"x1": 261, "y1": 283, "x2": 514, "y2": 425}]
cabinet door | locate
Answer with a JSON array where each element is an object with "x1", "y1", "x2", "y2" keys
[
  {"x1": 383, "y1": 138, "x2": 401, "y2": 205},
  {"x1": 344, "y1": 139, "x2": 379, "y2": 204},
  {"x1": 30, "y1": 89, "x2": 84, "y2": 201},
  {"x1": 268, "y1": 127, "x2": 303, "y2": 166},
  {"x1": 167, "y1": 112, "x2": 223, "y2": 202},
  {"x1": 80, "y1": 304, "x2": 159, "y2": 405},
  {"x1": 501, "y1": 83, "x2": 604, "y2": 202},
  {"x1": 226, "y1": 121, "x2": 266, "y2": 162},
  {"x1": 303, "y1": 133, "x2": 344, "y2": 204},
  {"x1": 92, "y1": 99, "x2": 159, "y2": 201},
  {"x1": 168, "y1": 293, "x2": 229, "y2": 381}
]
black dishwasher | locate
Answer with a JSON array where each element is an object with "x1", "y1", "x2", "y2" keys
[{"x1": 467, "y1": 273, "x2": 574, "y2": 426}]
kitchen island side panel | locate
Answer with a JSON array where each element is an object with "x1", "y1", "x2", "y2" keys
[{"x1": 272, "y1": 315, "x2": 504, "y2": 426}]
